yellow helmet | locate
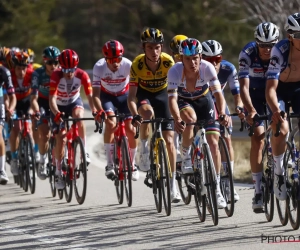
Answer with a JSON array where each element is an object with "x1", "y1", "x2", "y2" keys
[
  {"x1": 23, "y1": 48, "x2": 35, "y2": 63},
  {"x1": 140, "y1": 28, "x2": 164, "y2": 44},
  {"x1": 169, "y1": 35, "x2": 188, "y2": 54}
]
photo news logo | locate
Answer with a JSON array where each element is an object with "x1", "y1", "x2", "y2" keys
[{"x1": 261, "y1": 234, "x2": 300, "y2": 243}]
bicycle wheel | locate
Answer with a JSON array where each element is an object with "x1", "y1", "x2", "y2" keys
[
  {"x1": 48, "y1": 137, "x2": 56, "y2": 198},
  {"x1": 58, "y1": 189, "x2": 64, "y2": 199},
  {"x1": 194, "y1": 168, "x2": 206, "y2": 222},
  {"x1": 25, "y1": 133, "x2": 36, "y2": 194},
  {"x1": 121, "y1": 136, "x2": 132, "y2": 207},
  {"x1": 219, "y1": 137, "x2": 234, "y2": 217},
  {"x1": 73, "y1": 137, "x2": 87, "y2": 205},
  {"x1": 114, "y1": 138, "x2": 124, "y2": 204},
  {"x1": 203, "y1": 143, "x2": 218, "y2": 226},
  {"x1": 18, "y1": 136, "x2": 28, "y2": 192},
  {"x1": 64, "y1": 164, "x2": 73, "y2": 203},
  {"x1": 158, "y1": 140, "x2": 171, "y2": 216}
]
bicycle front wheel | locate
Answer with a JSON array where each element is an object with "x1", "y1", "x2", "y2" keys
[
  {"x1": 25, "y1": 133, "x2": 36, "y2": 194},
  {"x1": 194, "y1": 168, "x2": 206, "y2": 222},
  {"x1": 203, "y1": 143, "x2": 218, "y2": 226},
  {"x1": 18, "y1": 135, "x2": 28, "y2": 192},
  {"x1": 121, "y1": 136, "x2": 132, "y2": 207},
  {"x1": 73, "y1": 137, "x2": 87, "y2": 205},
  {"x1": 114, "y1": 138, "x2": 124, "y2": 204},
  {"x1": 48, "y1": 137, "x2": 56, "y2": 197}
]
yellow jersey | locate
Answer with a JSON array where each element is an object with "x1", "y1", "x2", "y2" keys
[
  {"x1": 32, "y1": 63, "x2": 42, "y2": 70},
  {"x1": 129, "y1": 52, "x2": 174, "y2": 93}
]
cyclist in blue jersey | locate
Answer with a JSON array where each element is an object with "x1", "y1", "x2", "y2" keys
[
  {"x1": 266, "y1": 13, "x2": 300, "y2": 200},
  {"x1": 31, "y1": 46, "x2": 61, "y2": 180},
  {"x1": 202, "y1": 40, "x2": 244, "y2": 202},
  {"x1": 238, "y1": 22, "x2": 280, "y2": 212}
]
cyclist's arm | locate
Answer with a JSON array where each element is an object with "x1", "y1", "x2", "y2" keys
[
  {"x1": 92, "y1": 64, "x2": 104, "y2": 111},
  {"x1": 2, "y1": 67, "x2": 16, "y2": 112},
  {"x1": 30, "y1": 95, "x2": 39, "y2": 113},
  {"x1": 92, "y1": 87, "x2": 103, "y2": 111},
  {"x1": 227, "y1": 66, "x2": 243, "y2": 108},
  {"x1": 266, "y1": 79, "x2": 279, "y2": 113},
  {"x1": 127, "y1": 66, "x2": 139, "y2": 116},
  {"x1": 30, "y1": 71, "x2": 39, "y2": 113},
  {"x1": 167, "y1": 67, "x2": 181, "y2": 120},
  {"x1": 81, "y1": 71, "x2": 95, "y2": 111},
  {"x1": 49, "y1": 74, "x2": 60, "y2": 115},
  {"x1": 213, "y1": 91, "x2": 226, "y2": 115}
]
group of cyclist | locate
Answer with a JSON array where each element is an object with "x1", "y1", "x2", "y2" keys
[{"x1": 1, "y1": 12, "x2": 300, "y2": 214}]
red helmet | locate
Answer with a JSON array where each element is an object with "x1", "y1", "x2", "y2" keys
[
  {"x1": 102, "y1": 40, "x2": 124, "y2": 58},
  {"x1": 58, "y1": 49, "x2": 79, "y2": 69}
]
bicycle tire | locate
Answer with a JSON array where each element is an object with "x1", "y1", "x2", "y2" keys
[
  {"x1": 48, "y1": 137, "x2": 56, "y2": 198},
  {"x1": 18, "y1": 135, "x2": 28, "y2": 192},
  {"x1": 219, "y1": 137, "x2": 234, "y2": 217},
  {"x1": 25, "y1": 133, "x2": 36, "y2": 194},
  {"x1": 121, "y1": 136, "x2": 132, "y2": 207},
  {"x1": 73, "y1": 137, "x2": 87, "y2": 205},
  {"x1": 203, "y1": 143, "x2": 218, "y2": 226},
  {"x1": 58, "y1": 189, "x2": 64, "y2": 199},
  {"x1": 158, "y1": 140, "x2": 171, "y2": 216},
  {"x1": 64, "y1": 164, "x2": 73, "y2": 203},
  {"x1": 194, "y1": 160, "x2": 206, "y2": 222},
  {"x1": 114, "y1": 137, "x2": 124, "y2": 204}
]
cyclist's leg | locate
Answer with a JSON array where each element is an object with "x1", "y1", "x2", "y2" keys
[{"x1": 0, "y1": 96, "x2": 8, "y2": 184}]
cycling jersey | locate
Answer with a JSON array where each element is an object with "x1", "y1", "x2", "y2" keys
[
  {"x1": 10, "y1": 67, "x2": 33, "y2": 101},
  {"x1": 238, "y1": 41, "x2": 269, "y2": 89},
  {"x1": 129, "y1": 52, "x2": 174, "y2": 93},
  {"x1": 49, "y1": 68, "x2": 92, "y2": 106},
  {"x1": 31, "y1": 66, "x2": 51, "y2": 99},
  {"x1": 167, "y1": 60, "x2": 222, "y2": 99},
  {"x1": 92, "y1": 57, "x2": 131, "y2": 96},
  {"x1": 0, "y1": 66, "x2": 15, "y2": 96},
  {"x1": 32, "y1": 63, "x2": 42, "y2": 70},
  {"x1": 218, "y1": 60, "x2": 240, "y2": 95}
]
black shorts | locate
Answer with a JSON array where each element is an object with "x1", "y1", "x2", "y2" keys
[
  {"x1": 0, "y1": 95, "x2": 4, "y2": 126},
  {"x1": 15, "y1": 98, "x2": 31, "y2": 117},
  {"x1": 37, "y1": 97, "x2": 51, "y2": 126},
  {"x1": 136, "y1": 88, "x2": 174, "y2": 131}
]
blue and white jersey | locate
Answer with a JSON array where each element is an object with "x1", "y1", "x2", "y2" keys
[
  {"x1": 238, "y1": 41, "x2": 269, "y2": 89},
  {"x1": 218, "y1": 60, "x2": 240, "y2": 95},
  {"x1": 266, "y1": 39, "x2": 290, "y2": 80}
]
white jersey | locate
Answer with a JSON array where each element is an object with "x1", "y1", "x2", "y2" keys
[
  {"x1": 167, "y1": 60, "x2": 221, "y2": 100},
  {"x1": 92, "y1": 57, "x2": 132, "y2": 96}
]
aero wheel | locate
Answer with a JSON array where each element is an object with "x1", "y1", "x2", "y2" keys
[
  {"x1": 158, "y1": 140, "x2": 171, "y2": 216},
  {"x1": 219, "y1": 137, "x2": 234, "y2": 217},
  {"x1": 48, "y1": 137, "x2": 56, "y2": 197},
  {"x1": 114, "y1": 139, "x2": 124, "y2": 204},
  {"x1": 25, "y1": 134, "x2": 36, "y2": 194},
  {"x1": 203, "y1": 143, "x2": 218, "y2": 226},
  {"x1": 121, "y1": 137, "x2": 132, "y2": 207},
  {"x1": 194, "y1": 170, "x2": 206, "y2": 222},
  {"x1": 73, "y1": 137, "x2": 87, "y2": 205}
]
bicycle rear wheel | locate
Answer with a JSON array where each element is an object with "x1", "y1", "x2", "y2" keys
[
  {"x1": 158, "y1": 140, "x2": 171, "y2": 216},
  {"x1": 18, "y1": 136, "x2": 28, "y2": 192},
  {"x1": 64, "y1": 164, "x2": 73, "y2": 203},
  {"x1": 121, "y1": 136, "x2": 132, "y2": 207},
  {"x1": 48, "y1": 137, "x2": 56, "y2": 197},
  {"x1": 25, "y1": 133, "x2": 36, "y2": 194},
  {"x1": 203, "y1": 143, "x2": 218, "y2": 226},
  {"x1": 219, "y1": 137, "x2": 234, "y2": 217},
  {"x1": 114, "y1": 138, "x2": 124, "y2": 204},
  {"x1": 73, "y1": 137, "x2": 87, "y2": 205}
]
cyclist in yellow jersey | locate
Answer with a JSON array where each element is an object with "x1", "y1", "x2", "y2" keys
[
  {"x1": 128, "y1": 27, "x2": 181, "y2": 203},
  {"x1": 23, "y1": 48, "x2": 42, "y2": 70}
]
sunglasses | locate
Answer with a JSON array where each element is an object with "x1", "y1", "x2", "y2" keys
[
  {"x1": 106, "y1": 57, "x2": 122, "y2": 64},
  {"x1": 61, "y1": 67, "x2": 77, "y2": 73},
  {"x1": 290, "y1": 32, "x2": 300, "y2": 39},
  {"x1": 202, "y1": 55, "x2": 222, "y2": 64},
  {"x1": 45, "y1": 60, "x2": 59, "y2": 66},
  {"x1": 256, "y1": 42, "x2": 277, "y2": 48}
]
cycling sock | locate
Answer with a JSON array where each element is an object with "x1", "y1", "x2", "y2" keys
[
  {"x1": 34, "y1": 144, "x2": 39, "y2": 153},
  {"x1": 130, "y1": 148, "x2": 137, "y2": 166},
  {"x1": 252, "y1": 172, "x2": 262, "y2": 194},
  {"x1": 55, "y1": 159, "x2": 63, "y2": 175},
  {"x1": 273, "y1": 153, "x2": 284, "y2": 175},
  {"x1": 171, "y1": 171, "x2": 176, "y2": 191},
  {"x1": 174, "y1": 132, "x2": 180, "y2": 153},
  {"x1": 230, "y1": 161, "x2": 234, "y2": 175},
  {"x1": 140, "y1": 139, "x2": 148, "y2": 153},
  {"x1": 181, "y1": 145, "x2": 191, "y2": 160},
  {"x1": 11, "y1": 151, "x2": 18, "y2": 160},
  {"x1": 105, "y1": 143, "x2": 114, "y2": 166},
  {"x1": 0, "y1": 155, "x2": 5, "y2": 171},
  {"x1": 39, "y1": 154, "x2": 46, "y2": 164},
  {"x1": 216, "y1": 173, "x2": 221, "y2": 193}
]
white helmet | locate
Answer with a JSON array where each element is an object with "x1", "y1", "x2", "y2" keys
[
  {"x1": 202, "y1": 40, "x2": 223, "y2": 56},
  {"x1": 179, "y1": 38, "x2": 202, "y2": 56},
  {"x1": 254, "y1": 22, "x2": 279, "y2": 42},
  {"x1": 285, "y1": 13, "x2": 300, "y2": 33}
]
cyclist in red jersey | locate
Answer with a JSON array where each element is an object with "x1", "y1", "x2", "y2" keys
[{"x1": 49, "y1": 49, "x2": 95, "y2": 189}]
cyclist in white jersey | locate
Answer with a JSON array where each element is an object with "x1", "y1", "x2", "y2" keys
[
  {"x1": 168, "y1": 38, "x2": 230, "y2": 208},
  {"x1": 92, "y1": 40, "x2": 139, "y2": 181}
]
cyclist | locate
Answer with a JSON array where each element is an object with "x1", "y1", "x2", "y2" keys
[
  {"x1": 0, "y1": 53, "x2": 16, "y2": 184},
  {"x1": 169, "y1": 34, "x2": 188, "y2": 165},
  {"x1": 49, "y1": 49, "x2": 95, "y2": 189},
  {"x1": 92, "y1": 40, "x2": 139, "y2": 181},
  {"x1": 31, "y1": 46, "x2": 61, "y2": 180},
  {"x1": 23, "y1": 48, "x2": 42, "y2": 70},
  {"x1": 8, "y1": 51, "x2": 34, "y2": 176},
  {"x1": 266, "y1": 13, "x2": 300, "y2": 200},
  {"x1": 202, "y1": 39, "x2": 244, "y2": 202},
  {"x1": 128, "y1": 27, "x2": 181, "y2": 203},
  {"x1": 238, "y1": 22, "x2": 279, "y2": 212},
  {"x1": 167, "y1": 38, "x2": 230, "y2": 208}
]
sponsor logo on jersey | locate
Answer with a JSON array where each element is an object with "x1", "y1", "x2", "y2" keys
[
  {"x1": 139, "y1": 78, "x2": 166, "y2": 88},
  {"x1": 279, "y1": 43, "x2": 288, "y2": 53},
  {"x1": 166, "y1": 123, "x2": 172, "y2": 130},
  {"x1": 245, "y1": 46, "x2": 254, "y2": 55},
  {"x1": 138, "y1": 61, "x2": 143, "y2": 70},
  {"x1": 239, "y1": 58, "x2": 248, "y2": 67},
  {"x1": 270, "y1": 56, "x2": 279, "y2": 66},
  {"x1": 163, "y1": 61, "x2": 170, "y2": 68}
]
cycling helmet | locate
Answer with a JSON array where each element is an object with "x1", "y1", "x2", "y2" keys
[
  {"x1": 179, "y1": 38, "x2": 202, "y2": 56},
  {"x1": 58, "y1": 49, "x2": 79, "y2": 69},
  {"x1": 202, "y1": 40, "x2": 223, "y2": 56},
  {"x1": 12, "y1": 51, "x2": 29, "y2": 66},
  {"x1": 23, "y1": 48, "x2": 35, "y2": 63},
  {"x1": 0, "y1": 47, "x2": 10, "y2": 61},
  {"x1": 43, "y1": 46, "x2": 61, "y2": 60},
  {"x1": 285, "y1": 13, "x2": 300, "y2": 33},
  {"x1": 140, "y1": 28, "x2": 164, "y2": 43},
  {"x1": 254, "y1": 22, "x2": 279, "y2": 42},
  {"x1": 11, "y1": 47, "x2": 20, "y2": 53},
  {"x1": 169, "y1": 35, "x2": 188, "y2": 54},
  {"x1": 102, "y1": 40, "x2": 124, "y2": 58}
]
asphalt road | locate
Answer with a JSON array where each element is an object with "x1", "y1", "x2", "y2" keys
[{"x1": 1, "y1": 118, "x2": 300, "y2": 250}]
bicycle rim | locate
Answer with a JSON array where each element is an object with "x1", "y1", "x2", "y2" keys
[
  {"x1": 73, "y1": 137, "x2": 87, "y2": 205},
  {"x1": 25, "y1": 134, "x2": 36, "y2": 194},
  {"x1": 121, "y1": 137, "x2": 132, "y2": 207},
  {"x1": 114, "y1": 138, "x2": 124, "y2": 204},
  {"x1": 48, "y1": 137, "x2": 56, "y2": 197},
  {"x1": 19, "y1": 136, "x2": 28, "y2": 192},
  {"x1": 219, "y1": 137, "x2": 234, "y2": 217},
  {"x1": 64, "y1": 165, "x2": 73, "y2": 203},
  {"x1": 194, "y1": 171, "x2": 206, "y2": 222},
  {"x1": 203, "y1": 143, "x2": 218, "y2": 226}
]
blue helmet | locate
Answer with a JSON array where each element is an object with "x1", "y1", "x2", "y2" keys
[{"x1": 42, "y1": 46, "x2": 60, "y2": 60}]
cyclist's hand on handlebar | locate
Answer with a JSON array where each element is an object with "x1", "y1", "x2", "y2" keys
[
  {"x1": 131, "y1": 114, "x2": 143, "y2": 127},
  {"x1": 236, "y1": 106, "x2": 245, "y2": 121},
  {"x1": 54, "y1": 111, "x2": 64, "y2": 125},
  {"x1": 32, "y1": 111, "x2": 41, "y2": 120},
  {"x1": 219, "y1": 114, "x2": 229, "y2": 127},
  {"x1": 174, "y1": 119, "x2": 185, "y2": 134},
  {"x1": 272, "y1": 110, "x2": 285, "y2": 124},
  {"x1": 93, "y1": 109, "x2": 106, "y2": 122},
  {"x1": 5, "y1": 109, "x2": 14, "y2": 121},
  {"x1": 245, "y1": 110, "x2": 257, "y2": 126}
]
